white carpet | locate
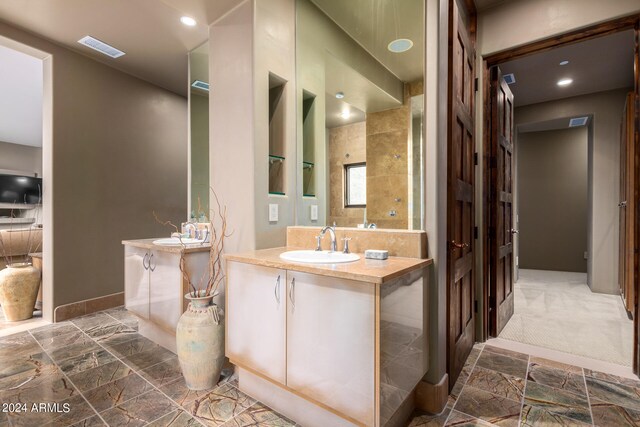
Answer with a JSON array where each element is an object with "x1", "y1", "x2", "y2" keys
[{"x1": 498, "y1": 269, "x2": 633, "y2": 367}]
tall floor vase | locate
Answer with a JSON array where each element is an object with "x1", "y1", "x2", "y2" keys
[
  {"x1": 0, "y1": 263, "x2": 40, "y2": 321},
  {"x1": 176, "y1": 291, "x2": 225, "y2": 390}
]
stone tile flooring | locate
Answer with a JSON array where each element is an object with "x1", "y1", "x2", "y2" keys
[
  {"x1": 0, "y1": 307, "x2": 294, "y2": 427},
  {"x1": 1, "y1": 308, "x2": 639, "y2": 426},
  {"x1": 409, "y1": 343, "x2": 640, "y2": 427}
]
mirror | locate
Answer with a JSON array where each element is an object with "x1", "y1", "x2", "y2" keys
[
  {"x1": 295, "y1": 0, "x2": 424, "y2": 230},
  {"x1": 189, "y1": 41, "x2": 210, "y2": 219}
]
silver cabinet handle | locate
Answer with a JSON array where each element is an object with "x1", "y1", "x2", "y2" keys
[
  {"x1": 142, "y1": 252, "x2": 149, "y2": 270},
  {"x1": 274, "y1": 275, "x2": 281, "y2": 305},
  {"x1": 619, "y1": 201, "x2": 627, "y2": 208},
  {"x1": 289, "y1": 277, "x2": 295, "y2": 310},
  {"x1": 510, "y1": 229, "x2": 519, "y2": 234},
  {"x1": 149, "y1": 253, "x2": 156, "y2": 272}
]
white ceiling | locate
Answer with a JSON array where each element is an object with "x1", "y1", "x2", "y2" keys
[
  {"x1": 0, "y1": 0, "x2": 243, "y2": 97},
  {"x1": 311, "y1": 0, "x2": 424, "y2": 83},
  {"x1": 0, "y1": 44, "x2": 42, "y2": 147},
  {"x1": 500, "y1": 30, "x2": 634, "y2": 107}
]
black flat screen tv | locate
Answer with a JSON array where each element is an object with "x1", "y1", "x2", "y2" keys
[{"x1": 0, "y1": 174, "x2": 42, "y2": 205}]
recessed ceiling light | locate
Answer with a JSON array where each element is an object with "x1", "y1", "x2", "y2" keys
[
  {"x1": 387, "y1": 38, "x2": 413, "y2": 53},
  {"x1": 557, "y1": 78, "x2": 573, "y2": 86},
  {"x1": 559, "y1": 60, "x2": 569, "y2": 66},
  {"x1": 340, "y1": 109, "x2": 351, "y2": 119},
  {"x1": 335, "y1": 92, "x2": 345, "y2": 99},
  {"x1": 77, "y1": 35, "x2": 125, "y2": 58},
  {"x1": 180, "y1": 16, "x2": 197, "y2": 26}
]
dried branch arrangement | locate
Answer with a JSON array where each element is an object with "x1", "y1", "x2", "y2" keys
[{"x1": 154, "y1": 188, "x2": 231, "y2": 298}]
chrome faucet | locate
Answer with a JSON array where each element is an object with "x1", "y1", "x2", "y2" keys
[
  {"x1": 317, "y1": 225, "x2": 337, "y2": 252},
  {"x1": 183, "y1": 222, "x2": 197, "y2": 239}
]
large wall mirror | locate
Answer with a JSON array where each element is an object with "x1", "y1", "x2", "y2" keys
[
  {"x1": 295, "y1": 0, "x2": 424, "y2": 230},
  {"x1": 189, "y1": 41, "x2": 209, "y2": 219}
]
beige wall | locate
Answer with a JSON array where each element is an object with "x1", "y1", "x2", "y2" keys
[
  {"x1": 328, "y1": 121, "x2": 366, "y2": 227},
  {"x1": 0, "y1": 21, "x2": 188, "y2": 312},
  {"x1": 210, "y1": 0, "x2": 296, "y2": 255},
  {"x1": 515, "y1": 89, "x2": 629, "y2": 293},
  {"x1": 0, "y1": 141, "x2": 42, "y2": 175},
  {"x1": 517, "y1": 127, "x2": 588, "y2": 272},
  {"x1": 478, "y1": 0, "x2": 640, "y2": 56}
]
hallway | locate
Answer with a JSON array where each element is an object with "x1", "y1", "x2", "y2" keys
[{"x1": 499, "y1": 269, "x2": 633, "y2": 367}]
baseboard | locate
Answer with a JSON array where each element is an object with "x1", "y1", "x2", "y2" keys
[
  {"x1": 415, "y1": 373, "x2": 449, "y2": 414},
  {"x1": 54, "y1": 292, "x2": 124, "y2": 322}
]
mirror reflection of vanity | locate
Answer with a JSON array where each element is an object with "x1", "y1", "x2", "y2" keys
[
  {"x1": 295, "y1": 0, "x2": 424, "y2": 230},
  {"x1": 189, "y1": 41, "x2": 209, "y2": 217}
]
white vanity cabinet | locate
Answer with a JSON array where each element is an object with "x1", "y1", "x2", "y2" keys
[
  {"x1": 123, "y1": 239, "x2": 211, "y2": 352},
  {"x1": 125, "y1": 246, "x2": 184, "y2": 331},
  {"x1": 226, "y1": 261, "x2": 287, "y2": 384},
  {"x1": 124, "y1": 246, "x2": 150, "y2": 319},
  {"x1": 286, "y1": 271, "x2": 375, "y2": 426},
  {"x1": 226, "y1": 262, "x2": 376, "y2": 426},
  {"x1": 225, "y1": 247, "x2": 430, "y2": 427}
]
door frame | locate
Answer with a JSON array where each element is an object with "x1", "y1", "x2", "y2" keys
[{"x1": 480, "y1": 14, "x2": 640, "y2": 371}]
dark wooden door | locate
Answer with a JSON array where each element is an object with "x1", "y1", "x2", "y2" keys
[
  {"x1": 488, "y1": 67, "x2": 515, "y2": 337},
  {"x1": 447, "y1": 0, "x2": 476, "y2": 387}
]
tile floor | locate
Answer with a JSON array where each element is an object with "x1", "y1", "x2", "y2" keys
[
  {"x1": 1, "y1": 307, "x2": 639, "y2": 426},
  {"x1": 410, "y1": 343, "x2": 640, "y2": 427}
]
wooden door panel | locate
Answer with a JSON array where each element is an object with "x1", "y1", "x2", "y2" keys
[
  {"x1": 447, "y1": 0, "x2": 476, "y2": 388},
  {"x1": 489, "y1": 66, "x2": 515, "y2": 337}
]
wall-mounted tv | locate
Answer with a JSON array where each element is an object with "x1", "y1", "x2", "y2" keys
[{"x1": 0, "y1": 174, "x2": 42, "y2": 205}]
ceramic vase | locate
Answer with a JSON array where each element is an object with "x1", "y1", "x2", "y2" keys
[
  {"x1": 0, "y1": 263, "x2": 41, "y2": 321},
  {"x1": 176, "y1": 290, "x2": 225, "y2": 390}
]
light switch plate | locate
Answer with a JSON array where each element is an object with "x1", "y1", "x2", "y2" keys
[
  {"x1": 310, "y1": 205, "x2": 318, "y2": 221},
  {"x1": 269, "y1": 204, "x2": 278, "y2": 222}
]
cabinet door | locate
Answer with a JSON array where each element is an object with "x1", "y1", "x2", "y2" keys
[
  {"x1": 149, "y1": 250, "x2": 183, "y2": 332},
  {"x1": 124, "y1": 246, "x2": 149, "y2": 319},
  {"x1": 286, "y1": 271, "x2": 375, "y2": 426},
  {"x1": 227, "y1": 261, "x2": 286, "y2": 384}
]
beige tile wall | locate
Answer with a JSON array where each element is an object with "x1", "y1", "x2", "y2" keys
[
  {"x1": 287, "y1": 226, "x2": 428, "y2": 259},
  {"x1": 328, "y1": 121, "x2": 366, "y2": 227},
  {"x1": 366, "y1": 85, "x2": 411, "y2": 229}
]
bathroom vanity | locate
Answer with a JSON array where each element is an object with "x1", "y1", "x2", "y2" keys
[
  {"x1": 225, "y1": 246, "x2": 431, "y2": 427},
  {"x1": 122, "y1": 238, "x2": 210, "y2": 352}
]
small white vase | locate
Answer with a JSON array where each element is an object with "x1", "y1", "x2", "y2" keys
[
  {"x1": 176, "y1": 290, "x2": 225, "y2": 390},
  {"x1": 0, "y1": 263, "x2": 41, "y2": 321}
]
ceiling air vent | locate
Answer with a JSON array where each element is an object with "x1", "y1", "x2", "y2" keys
[
  {"x1": 569, "y1": 117, "x2": 589, "y2": 127},
  {"x1": 503, "y1": 73, "x2": 516, "y2": 85},
  {"x1": 77, "y1": 36, "x2": 125, "y2": 59},
  {"x1": 191, "y1": 80, "x2": 210, "y2": 92}
]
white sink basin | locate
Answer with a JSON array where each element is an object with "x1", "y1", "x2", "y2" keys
[
  {"x1": 153, "y1": 237, "x2": 202, "y2": 246},
  {"x1": 280, "y1": 250, "x2": 360, "y2": 264}
]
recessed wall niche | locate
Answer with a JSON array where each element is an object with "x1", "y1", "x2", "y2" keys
[
  {"x1": 302, "y1": 90, "x2": 316, "y2": 197},
  {"x1": 269, "y1": 72, "x2": 287, "y2": 195}
]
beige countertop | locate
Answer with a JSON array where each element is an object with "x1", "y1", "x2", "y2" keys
[
  {"x1": 225, "y1": 247, "x2": 432, "y2": 285},
  {"x1": 122, "y1": 238, "x2": 211, "y2": 254}
]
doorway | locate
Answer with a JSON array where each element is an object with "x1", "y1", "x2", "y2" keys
[
  {"x1": 0, "y1": 36, "x2": 53, "y2": 333},
  {"x1": 481, "y1": 18, "x2": 640, "y2": 374}
]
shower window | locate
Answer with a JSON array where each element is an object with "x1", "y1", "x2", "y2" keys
[{"x1": 345, "y1": 163, "x2": 366, "y2": 208}]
